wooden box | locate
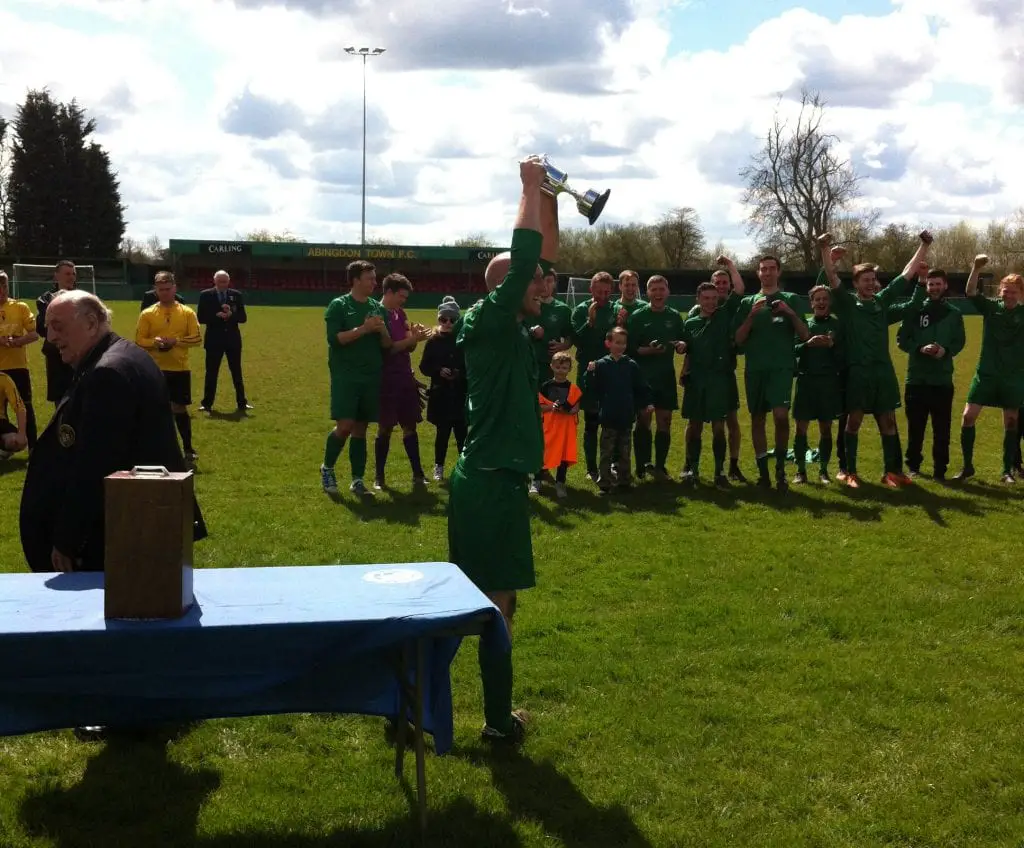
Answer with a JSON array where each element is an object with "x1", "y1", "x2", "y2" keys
[{"x1": 103, "y1": 466, "x2": 195, "y2": 620}]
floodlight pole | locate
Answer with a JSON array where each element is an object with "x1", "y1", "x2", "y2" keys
[{"x1": 344, "y1": 46, "x2": 386, "y2": 246}]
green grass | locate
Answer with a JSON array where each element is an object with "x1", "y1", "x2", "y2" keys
[{"x1": 2, "y1": 304, "x2": 1024, "y2": 847}]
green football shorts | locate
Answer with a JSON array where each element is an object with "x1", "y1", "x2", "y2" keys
[
  {"x1": 967, "y1": 374, "x2": 1024, "y2": 410},
  {"x1": 744, "y1": 368, "x2": 793, "y2": 414},
  {"x1": 448, "y1": 459, "x2": 536, "y2": 593},
  {"x1": 644, "y1": 373, "x2": 679, "y2": 411},
  {"x1": 330, "y1": 375, "x2": 380, "y2": 422},
  {"x1": 682, "y1": 375, "x2": 731, "y2": 422},
  {"x1": 793, "y1": 374, "x2": 842, "y2": 422},
  {"x1": 845, "y1": 362, "x2": 901, "y2": 415}
]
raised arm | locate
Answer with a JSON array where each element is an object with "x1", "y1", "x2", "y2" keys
[
  {"x1": 491, "y1": 156, "x2": 546, "y2": 313},
  {"x1": 540, "y1": 190, "x2": 559, "y2": 266},
  {"x1": 901, "y1": 230, "x2": 933, "y2": 279},
  {"x1": 816, "y1": 233, "x2": 845, "y2": 290},
  {"x1": 718, "y1": 256, "x2": 745, "y2": 297},
  {"x1": 965, "y1": 254, "x2": 988, "y2": 297}
]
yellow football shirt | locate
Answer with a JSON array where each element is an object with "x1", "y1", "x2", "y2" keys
[
  {"x1": 0, "y1": 371, "x2": 25, "y2": 423},
  {"x1": 0, "y1": 300, "x2": 37, "y2": 370},
  {"x1": 136, "y1": 302, "x2": 202, "y2": 372}
]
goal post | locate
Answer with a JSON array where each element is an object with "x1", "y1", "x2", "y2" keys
[
  {"x1": 10, "y1": 264, "x2": 96, "y2": 300},
  {"x1": 566, "y1": 276, "x2": 590, "y2": 311}
]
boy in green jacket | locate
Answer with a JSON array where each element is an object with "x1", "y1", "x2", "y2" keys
[{"x1": 894, "y1": 269, "x2": 966, "y2": 481}]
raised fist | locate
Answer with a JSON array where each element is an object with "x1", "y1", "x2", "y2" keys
[
  {"x1": 716, "y1": 255, "x2": 733, "y2": 267},
  {"x1": 816, "y1": 232, "x2": 833, "y2": 247},
  {"x1": 520, "y1": 155, "x2": 547, "y2": 188},
  {"x1": 919, "y1": 230, "x2": 934, "y2": 245},
  {"x1": 830, "y1": 246, "x2": 847, "y2": 262},
  {"x1": 973, "y1": 254, "x2": 989, "y2": 270}
]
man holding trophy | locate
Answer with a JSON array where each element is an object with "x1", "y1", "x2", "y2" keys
[{"x1": 449, "y1": 154, "x2": 604, "y2": 744}]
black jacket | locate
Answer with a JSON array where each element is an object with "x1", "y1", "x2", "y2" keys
[
  {"x1": 197, "y1": 287, "x2": 247, "y2": 350},
  {"x1": 19, "y1": 332, "x2": 207, "y2": 573},
  {"x1": 419, "y1": 332, "x2": 467, "y2": 426},
  {"x1": 140, "y1": 290, "x2": 185, "y2": 310},
  {"x1": 36, "y1": 288, "x2": 61, "y2": 358},
  {"x1": 36, "y1": 288, "x2": 77, "y2": 402}
]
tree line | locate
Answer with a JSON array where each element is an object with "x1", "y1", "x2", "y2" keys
[{"x1": 3, "y1": 87, "x2": 1022, "y2": 279}]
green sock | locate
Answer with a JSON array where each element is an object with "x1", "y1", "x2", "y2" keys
[
  {"x1": 688, "y1": 437, "x2": 702, "y2": 475},
  {"x1": 654, "y1": 431, "x2": 671, "y2": 469},
  {"x1": 324, "y1": 432, "x2": 345, "y2": 468},
  {"x1": 793, "y1": 433, "x2": 808, "y2": 473},
  {"x1": 634, "y1": 427, "x2": 652, "y2": 469},
  {"x1": 712, "y1": 435, "x2": 726, "y2": 476},
  {"x1": 882, "y1": 433, "x2": 901, "y2": 474},
  {"x1": 961, "y1": 426, "x2": 976, "y2": 468},
  {"x1": 349, "y1": 437, "x2": 367, "y2": 480},
  {"x1": 756, "y1": 454, "x2": 769, "y2": 479},
  {"x1": 478, "y1": 638, "x2": 514, "y2": 733},
  {"x1": 819, "y1": 431, "x2": 833, "y2": 472},
  {"x1": 1003, "y1": 429, "x2": 1016, "y2": 475},
  {"x1": 845, "y1": 432, "x2": 859, "y2": 475}
]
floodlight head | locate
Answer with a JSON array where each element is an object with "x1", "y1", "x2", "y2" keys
[{"x1": 344, "y1": 46, "x2": 386, "y2": 56}]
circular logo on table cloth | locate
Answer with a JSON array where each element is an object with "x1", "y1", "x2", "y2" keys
[{"x1": 363, "y1": 568, "x2": 424, "y2": 584}]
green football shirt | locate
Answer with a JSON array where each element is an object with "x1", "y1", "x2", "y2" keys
[
  {"x1": 970, "y1": 294, "x2": 1024, "y2": 379},
  {"x1": 532, "y1": 298, "x2": 573, "y2": 369},
  {"x1": 831, "y1": 275, "x2": 913, "y2": 367},
  {"x1": 681, "y1": 294, "x2": 742, "y2": 374},
  {"x1": 627, "y1": 304, "x2": 686, "y2": 384},
  {"x1": 324, "y1": 293, "x2": 386, "y2": 378},
  {"x1": 613, "y1": 298, "x2": 647, "y2": 319},
  {"x1": 796, "y1": 314, "x2": 843, "y2": 377},
  {"x1": 732, "y1": 291, "x2": 806, "y2": 373},
  {"x1": 571, "y1": 299, "x2": 618, "y2": 368},
  {"x1": 458, "y1": 228, "x2": 544, "y2": 474}
]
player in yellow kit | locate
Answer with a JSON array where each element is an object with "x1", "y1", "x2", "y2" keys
[
  {"x1": 0, "y1": 371, "x2": 28, "y2": 459},
  {"x1": 0, "y1": 270, "x2": 40, "y2": 449},
  {"x1": 136, "y1": 271, "x2": 202, "y2": 464}
]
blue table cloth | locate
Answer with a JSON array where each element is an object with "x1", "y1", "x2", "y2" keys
[{"x1": 0, "y1": 562, "x2": 508, "y2": 753}]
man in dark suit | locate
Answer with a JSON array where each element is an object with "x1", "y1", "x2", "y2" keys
[
  {"x1": 140, "y1": 287, "x2": 184, "y2": 310},
  {"x1": 37, "y1": 260, "x2": 78, "y2": 405},
  {"x1": 20, "y1": 290, "x2": 207, "y2": 574},
  {"x1": 197, "y1": 270, "x2": 252, "y2": 412}
]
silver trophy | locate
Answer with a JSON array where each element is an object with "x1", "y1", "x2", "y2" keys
[{"x1": 538, "y1": 156, "x2": 610, "y2": 225}]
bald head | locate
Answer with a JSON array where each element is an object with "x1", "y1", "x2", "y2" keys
[{"x1": 484, "y1": 252, "x2": 512, "y2": 291}]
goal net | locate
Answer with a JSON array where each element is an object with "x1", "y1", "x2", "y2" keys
[
  {"x1": 10, "y1": 264, "x2": 96, "y2": 300},
  {"x1": 566, "y1": 276, "x2": 590, "y2": 310}
]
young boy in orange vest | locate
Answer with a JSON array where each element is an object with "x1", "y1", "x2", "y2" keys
[{"x1": 537, "y1": 350, "x2": 581, "y2": 499}]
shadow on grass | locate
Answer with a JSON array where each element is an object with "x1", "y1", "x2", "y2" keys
[
  {"x1": 0, "y1": 456, "x2": 29, "y2": 477},
  {"x1": 457, "y1": 748, "x2": 655, "y2": 848},
  {"x1": 205, "y1": 409, "x2": 249, "y2": 422},
  {"x1": 18, "y1": 726, "x2": 523, "y2": 848},
  {"x1": 835, "y1": 478, "x2": 988, "y2": 526},
  {"x1": 329, "y1": 485, "x2": 445, "y2": 527}
]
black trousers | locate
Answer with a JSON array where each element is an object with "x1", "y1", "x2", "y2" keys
[
  {"x1": 202, "y1": 345, "x2": 247, "y2": 408},
  {"x1": 1, "y1": 368, "x2": 37, "y2": 448},
  {"x1": 904, "y1": 383, "x2": 954, "y2": 473}
]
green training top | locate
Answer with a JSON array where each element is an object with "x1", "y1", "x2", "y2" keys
[
  {"x1": 970, "y1": 293, "x2": 1024, "y2": 380},
  {"x1": 613, "y1": 298, "x2": 648, "y2": 319},
  {"x1": 457, "y1": 228, "x2": 544, "y2": 474},
  {"x1": 571, "y1": 299, "x2": 618, "y2": 368},
  {"x1": 894, "y1": 288, "x2": 965, "y2": 386},
  {"x1": 732, "y1": 290, "x2": 807, "y2": 373},
  {"x1": 325, "y1": 293, "x2": 387, "y2": 378},
  {"x1": 830, "y1": 274, "x2": 913, "y2": 367},
  {"x1": 795, "y1": 314, "x2": 844, "y2": 378},
  {"x1": 681, "y1": 294, "x2": 742, "y2": 375},
  {"x1": 627, "y1": 304, "x2": 687, "y2": 385}
]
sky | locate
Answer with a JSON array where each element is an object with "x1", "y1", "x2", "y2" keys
[{"x1": 1, "y1": 0, "x2": 1021, "y2": 255}]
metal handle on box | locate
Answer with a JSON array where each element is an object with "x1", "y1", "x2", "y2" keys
[{"x1": 130, "y1": 466, "x2": 170, "y2": 476}]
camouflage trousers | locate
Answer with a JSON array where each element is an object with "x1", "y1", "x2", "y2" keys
[{"x1": 598, "y1": 426, "x2": 632, "y2": 488}]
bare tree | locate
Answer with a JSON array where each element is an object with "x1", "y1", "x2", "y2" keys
[
  {"x1": 653, "y1": 207, "x2": 706, "y2": 268},
  {"x1": 119, "y1": 236, "x2": 148, "y2": 262},
  {"x1": 145, "y1": 234, "x2": 170, "y2": 263},
  {"x1": 740, "y1": 90, "x2": 863, "y2": 271},
  {"x1": 243, "y1": 228, "x2": 303, "y2": 242},
  {"x1": 451, "y1": 232, "x2": 496, "y2": 248}
]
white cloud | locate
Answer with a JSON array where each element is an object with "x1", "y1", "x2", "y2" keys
[{"x1": 1, "y1": 0, "x2": 1022, "y2": 257}]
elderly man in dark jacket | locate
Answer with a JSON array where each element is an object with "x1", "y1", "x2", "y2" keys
[{"x1": 20, "y1": 290, "x2": 206, "y2": 574}]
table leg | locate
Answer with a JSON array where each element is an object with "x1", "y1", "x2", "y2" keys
[
  {"x1": 395, "y1": 643, "x2": 409, "y2": 778},
  {"x1": 414, "y1": 638, "x2": 428, "y2": 832}
]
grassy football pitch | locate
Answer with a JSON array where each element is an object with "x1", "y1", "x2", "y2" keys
[{"x1": 1, "y1": 304, "x2": 1022, "y2": 847}]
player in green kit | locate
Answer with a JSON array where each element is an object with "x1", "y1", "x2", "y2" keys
[
  {"x1": 733, "y1": 256, "x2": 810, "y2": 492},
  {"x1": 321, "y1": 260, "x2": 392, "y2": 497},
  {"x1": 572, "y1": 271, "x2": 618, "y2": 479},
  {"x1": 448, "y1": 155, "x2": 557, "y2": 744},
  {"x1": 686, "y1": 263, "x2": 747, "y2": 481},
  {"x1": 678, "y1": 282, "x2": 744, "y2": 485},
  {"x1": 613, "y1": 269, "x2": 647, "y2": 324},
  {"x1": 626, "y1": 276, "x2": 686, "y2": 478},
  {"x1": 818, "y1": 231, "x2": 933, "y2": 489},
  {"x1": 792, "y1": 285, "x2": 844, "y2": 484},
  {"x1": 955, "y1": 256, "x2": 1024, "y2": 483}
]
